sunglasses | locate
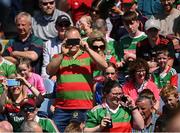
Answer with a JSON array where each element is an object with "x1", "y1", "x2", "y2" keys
[
  {"x1": 22, "y1": 106, "x2": 36, "y2": 113},
  {"x1": 57, "y1": 23, "x2": 70, "y2": 28},
  {"x1": 66, "y1": 38, "x2": 80, "y2": 46},
  {"x1": 92, "y1": 45, "x2": 105, "y2": 51},
  {"x1": 105, "y1": 72, "x2": 115, "y2": 75},
  {"x1": 42, "y1": 1, "x2": 54, "y2": 6}
]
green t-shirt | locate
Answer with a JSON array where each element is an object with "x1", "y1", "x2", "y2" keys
[
  {"x1": 86, "y1": 104, "x2": 132, "y2": 132},
  {"x1": 117, "y1": 32, "x2": 147, "y2": 61},
  {"x1": 36, "y1": 116, "x2": 58, "y2": 132}
]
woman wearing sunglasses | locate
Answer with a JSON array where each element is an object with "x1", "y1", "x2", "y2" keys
[
  {"x1": 87, "y1": 29, "x2": 116, "y2": 77},
  {"x1": 0, "y1": 74, "x2": 44, "y2": 132}
]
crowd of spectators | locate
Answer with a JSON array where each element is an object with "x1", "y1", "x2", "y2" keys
[{"x1": 0, "y1": 0, "x2": 180, "y2": 132}]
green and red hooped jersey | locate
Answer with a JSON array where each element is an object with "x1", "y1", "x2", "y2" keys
[
  {"x1": 86, "y1": 103, "x2": 132, "y2": 132},
  {"x1": 53, "y1": 51, "x2": 94, "y2": 109}
]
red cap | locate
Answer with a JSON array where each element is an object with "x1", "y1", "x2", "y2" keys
[
  {"x1": 21, "y1": 98, "x2": 36, "y2": 108},
  {"x1": 122, "y1": 0, "x2": 135, "y2": 3}
]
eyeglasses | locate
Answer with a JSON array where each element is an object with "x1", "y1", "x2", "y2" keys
[
  {"x1": 136, "y1": 69, "x2": 146, "y2": 74},
  {"x1": 105, "y1": 72, "x2": 115, "y2": 75},
  {"x1": 42, "y1": 1, "x2": 54, "y2": 6},
  {"x1": 92, "y1": 45, "x2": 105, "y2": 51}
]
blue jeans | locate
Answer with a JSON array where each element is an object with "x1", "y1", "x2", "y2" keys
[{"x1": 52, "y1": 108, "x2": 87, "y2": 132}]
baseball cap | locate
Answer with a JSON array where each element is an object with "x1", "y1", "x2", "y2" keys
[
  {"x1": 145, "y1": 19, "x2": 161, "y2": 31},
  {"x1": 21, "y1": 98, "x2": 36, "y2": 112},
  {"x1": 122, "y1": 0, "x2": 137, "y2": 3},
  {"x1": 70, "y1": 111, "x2": 85, "y2": 124},
  {"x1": 55, "y1": 15, "x2": 71, "y2": 26}
]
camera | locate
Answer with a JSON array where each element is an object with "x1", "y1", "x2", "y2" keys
[
  {"x1": 121, "y1": 95, "x2": 128, "y2": 103},
  {"x1": 66, "y1": 38, "x2": 80, "y2": 46},
  {"x1": 7, "y1": 79, "x2": 20, "y2": 87}
]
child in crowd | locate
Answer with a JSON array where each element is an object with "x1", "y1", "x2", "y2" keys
[
  {"x1": 155, "y1": 85, "x2": 180, "y2": 132},
  {"x1": 151, "y1": 48, "x2": 178, "y2": 89},
  {"x1": 17, "y1": 57, "x2": 46, "y2": 97},
  {"x1": 160, "y1": 85, "x2": 180, "y2": 115},
  {"x1": 116, "y1": 10, "x2": 147, "y2": 67}
]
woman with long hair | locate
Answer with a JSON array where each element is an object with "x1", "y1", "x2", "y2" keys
[{"x1": 0, "y1": 74, "x2": 44, "y2": 132}]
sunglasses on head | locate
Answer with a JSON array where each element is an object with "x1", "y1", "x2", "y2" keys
[
  {"x1": 92, "y1": 45, "x2": 105, "y2": 51},
  {"x1": 42, "y1": 1, "x2": 54, "y2": 6},
  {"x1": 22, "y1": 106, "x2": 36, "y2": 113}
]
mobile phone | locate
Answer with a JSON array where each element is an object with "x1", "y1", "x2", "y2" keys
[
  {"x1": 66, "y1": 38, "x2": 80, "y2": 46},
  {"x1": 121, "y1": 95, "x2": 128, "y2": 103},
  {"x1": 7, "y1": 79, "x2": 20, "y2": 87}
]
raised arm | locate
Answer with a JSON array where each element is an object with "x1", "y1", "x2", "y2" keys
[
  {"x1": 16, "y1": 76, "x2": 44, "y2": 107},
  {"x1": 46, "y1": 43, "x2": 69, "y2": 76},
  {"x1": 125, "y1": 95, "x2": 144, "y2": 130},
  {"x1": 81, "y1": 41, "x2": 108, "y2": 70},
  {"x1": 11, "y1": 51, "x2": 39, "y2": 61}
]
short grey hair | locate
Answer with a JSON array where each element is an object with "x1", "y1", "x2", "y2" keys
[
  {"x1": 21, "y1": 121, "x2": 42, "y2": 132},
  {"x1": 15, "y1": 12, "x2": 32, "y2": 24},
  {"x1": 93, "y1": 18, "x2": 108, "y2": 31}
]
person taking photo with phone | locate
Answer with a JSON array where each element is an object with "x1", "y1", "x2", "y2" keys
[
  {"x1": 84, "y1": 79, "x2": 144, "y2": 132},
  {"x1": 47, "y1": 26, "x2": 108, "y2": 132},
  {"x1": 0, "y1": 74, "x2": 44, "y2": 132}
]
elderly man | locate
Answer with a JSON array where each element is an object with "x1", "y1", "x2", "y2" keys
[
  {"x1": 32, "y1": 0, "x2": 73, "y2": 41},
  {"x1": 2, "y1": 12, "x2": 43, "y2": 74},
  {"x1": 47, "y1": 26, "x2": 107, "y2": 132}
]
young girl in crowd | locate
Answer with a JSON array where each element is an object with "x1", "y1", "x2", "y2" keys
[{"x1": 17, "y1": 57, "x2": 46, "y2": 97}]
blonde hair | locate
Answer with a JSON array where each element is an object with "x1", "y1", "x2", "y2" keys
[
  {"x1": 79, "y1": 15, "x2": 93, "y2": 27},
  {"x1": 160, "y1": 85, "x2": 178, "y2": 101}
]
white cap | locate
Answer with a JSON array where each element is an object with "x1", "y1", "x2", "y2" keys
[{"x1": 145, "y1": 19, "x2": 161, "y2": 31}]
